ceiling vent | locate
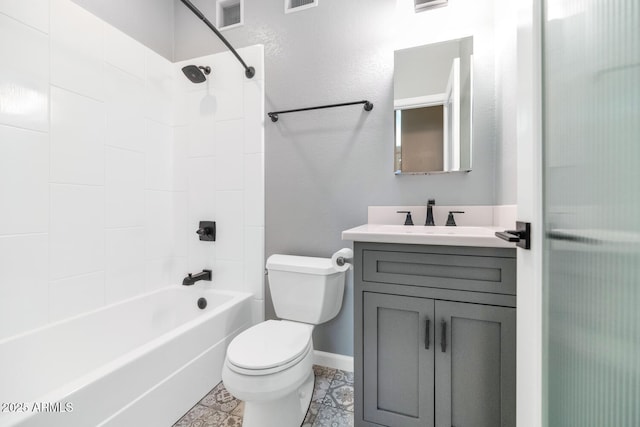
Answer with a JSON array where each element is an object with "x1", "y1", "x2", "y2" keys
[
  {"x1": 415, "y1": 0, "x2": 448, "y2": 12},
  {"x1": 217, "y1": 0, "x2": 243, "y2": 29},
  {"x1": 285, "y1": 0, "x2": 318, "y2": 14}
]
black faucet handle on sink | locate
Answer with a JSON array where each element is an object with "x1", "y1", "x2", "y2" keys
[
  {"x1": 397, "y1": 210, "x2": 414, "y2": 226},
  {"x1": 446, "y1": 211, "x2": 465, "y2": 226}
]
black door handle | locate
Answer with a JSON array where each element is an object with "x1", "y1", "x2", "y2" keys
[
  {"x1": 495, "y1": 221, "x2": 531, "y2": 249},
  {"x1": 495, "y1": 231, "x2": 521, "y2": 242},
  {"x1": 441, "y1": 319, "x2": 447, "y2": 352}
]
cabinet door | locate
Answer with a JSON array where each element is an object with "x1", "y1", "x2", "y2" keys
[
  {"x1": 434, "y1": 301, "x2": 516, "y2": 427},
  {"x1": 362, "y1": 292, "x2": 435, "y2": 427}
]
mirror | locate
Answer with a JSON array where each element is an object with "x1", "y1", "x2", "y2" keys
[{"x1": 394, "y1": 37, "x2": 473, "y2": 174}]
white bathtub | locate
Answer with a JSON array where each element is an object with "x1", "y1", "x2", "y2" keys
[{"x1": 0, "y1": 287, "x2": 253, "y2": 427}]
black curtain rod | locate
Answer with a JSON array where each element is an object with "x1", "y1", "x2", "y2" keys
[
  {"x1": 267, "y1": 100, "x2": 374, "y2": 122},
  {"x1": 179, "y1": 0, "x2": 255, "y2": 79}
]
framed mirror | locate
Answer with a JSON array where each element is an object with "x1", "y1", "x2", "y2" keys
[{"x1": 394, "y1": 36, "x2": 473, "y2": 174}]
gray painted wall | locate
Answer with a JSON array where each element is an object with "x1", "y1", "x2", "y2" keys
[
  {"x1": 71, "y1": 0, "x2": 518, "y2": 357},
  {"x1": 72, "y1": 0, "x2": 175, "y2": 60}
]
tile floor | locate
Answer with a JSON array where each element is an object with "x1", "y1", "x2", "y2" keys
[{"x1": 173, "y1": 365, "x2": 354, "y2": 427}]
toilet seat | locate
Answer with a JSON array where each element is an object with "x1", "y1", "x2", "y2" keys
[{"x1": 226, "y1": 320, "x2": 313, "y2": 376}]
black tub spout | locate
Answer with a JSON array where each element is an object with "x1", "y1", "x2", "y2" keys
[{"x1": 182, "y1": 270, "x2": 212, "y2": 286}]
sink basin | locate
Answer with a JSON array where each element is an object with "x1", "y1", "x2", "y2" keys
[{"x1": 342, "y1": 224, "x2": 514, "y2": 248}]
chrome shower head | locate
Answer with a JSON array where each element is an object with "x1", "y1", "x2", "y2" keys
[{"x1": 182, "y1": 65, "x2": 211, "y2": 83}]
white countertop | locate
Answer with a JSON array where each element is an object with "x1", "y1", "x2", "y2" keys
[{"x1": 342, "y1": 224, "x2": 516, "y2": 248}]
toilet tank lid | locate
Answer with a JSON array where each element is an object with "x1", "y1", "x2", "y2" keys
[{"x1": 266, "y1": 254, "x2": 337, "y2": 275}]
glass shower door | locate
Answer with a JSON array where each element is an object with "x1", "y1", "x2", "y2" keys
[{"x1": 542, "y1": 0, "x2": 640, "y2": 425}]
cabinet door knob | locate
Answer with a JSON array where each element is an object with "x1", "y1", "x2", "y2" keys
[
  {"x1": 441, "y1": 319, "x2": 447, "y2": 352},
  {"x1": 425, "y1": 317, "x2": 430, "y2": 350}
]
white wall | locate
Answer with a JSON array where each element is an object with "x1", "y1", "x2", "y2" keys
[{"x1": 0, "y1": 0, "x2": 264, "y2": 340}]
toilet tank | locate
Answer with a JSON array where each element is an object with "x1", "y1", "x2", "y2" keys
[{"x1": 266, "y1": 254, "x2": 346, "y2": 325}]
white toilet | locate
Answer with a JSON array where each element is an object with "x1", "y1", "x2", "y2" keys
[{"x1": 222, "y1": 254, "x2": 346, "y2": 427}]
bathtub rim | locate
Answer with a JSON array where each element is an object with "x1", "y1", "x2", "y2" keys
[
  {"x1": 0, "y1": 286, "x2": 250, "y2": 346},
  {"x1": 1, "y1": 286, "x2": 252, "y2": 407}
]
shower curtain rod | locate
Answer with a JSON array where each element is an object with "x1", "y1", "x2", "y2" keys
[
  {"x1": 267, "y1": 100, "x2": 374, "y2": 122},
  {"x1": 179, "y1": 0, "x2": 255, "y2": 79}
]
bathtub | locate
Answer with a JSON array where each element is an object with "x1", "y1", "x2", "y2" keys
[{"x1": 0, "y1": 287, "x2": 253, "y2": 427}]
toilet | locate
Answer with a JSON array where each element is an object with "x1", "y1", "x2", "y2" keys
[{"x1": 222, "y1": 254, "x2": 347, "y2": 427}]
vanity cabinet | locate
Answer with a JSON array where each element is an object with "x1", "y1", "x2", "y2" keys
[{"x1": 354, "y1": 242, "x2": 517, "y2": 427}]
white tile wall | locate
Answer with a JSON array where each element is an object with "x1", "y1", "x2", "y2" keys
[
  {"x1": 244, "y1": 226, "x2": 265, "y2": 299},
  {"x1": 215, "y1": 119, "x2": 244, "y2": 191},
  {"x1": 106, "y1": 228, "x2": 146, "y2": 303},
  {"x1": 104, "y1": 64, "x2": 146, "y2": 152},
  {"x1": 144, "y1": 190, "x2": 175, "y2": 260},
  {"x1": 0, "y1": 0, "x2": 50, "y2": 33},
  {"x1": 145, "y1": 257, "x2": 187, "y2": 293},
  {"x1": 50, "y1": 184, "x2": 105, "y2": 280},
  {"x1": 105, "y1": 147, "x2": 145, "y2": 228},
  {"x1": 145, "y1": 120, "x2": 175, "y2": 191},
  {"x1": 0, "y1": 0, "x2": 265, "y2": 339},
  {"x1": 209, "y1": 52, "x2": 245, "y2": 121},
  {"x1": 104, "y1": 24, "x2": 146, "y2": 80},
  {"x1": 173, "y1": 191, "x2": 189, "y2": 257},
  {"x1": 244, "y1": 153, "x2": 265, "y2": 227},
  {"x1": 50, "y1": 87, "x2": 105, "y2": 185},
  {"x1": 0, "y1": 13, "x2": 49, "y2": 131},
  {"x1": 144, "y1": 50, "x2": 175, "y2": 125},
  {"x1": 188, "y1": 117, "x2": 217, "y2": 157},
  {"x1": 179, "y1": 45, "x2": 265, "y2": 320},
  {"x1": 215, "y1": 191, "x2": 244, "y2": 261},
  {"x1": 0, "y1": 235, "x2": 49, "y2": 338},
  {"x1": 50, "y1": 0, "x2": 105, "y2": 101},
  {"x1": 0, "y1": 125, "x2": 49, "y2": 235},
  {"x1": 244, "y1": 79, "x2": 265, "y2": 154},
  {"x1": 49, "y1": 271, "x2": 105, "y2": 322}
]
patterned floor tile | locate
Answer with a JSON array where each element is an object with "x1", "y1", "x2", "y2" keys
[
  {"x1": 200, "y1": 409, "x2": 229, "y2": 426},
  {"x1": 174, "y1": 404, "x2": 215, "y2": 427},
  {"x1": 302, "y1": 401, "x2": 322, "y2": 426},
  {"x1": 322, "y1": 380, "x2": 355, "y2": 412},
  {"x1": 312, "y1": 405, "x2": 354, "y2": 427},
  {"x1": 311, "y1": 374, "x2": 334, "y2": 403},
  {"x1": 333, "y1": 369, "x2": 354, "y2": 385},
  {"x1": 313, "y1": 364, "x2": 337, "y2": 379},
  {"x1": 174, "y1": 366, "x2": 354, "y2": 427},
  {"x1": 230, "y1": 400, "x2": 244, "y2": 417},
  {"x1": 199, "y1": 382, "x2": 241, "y2": 413},
  {"x1": 215, "y1": 414, "x2": 242, "y2": 427}
]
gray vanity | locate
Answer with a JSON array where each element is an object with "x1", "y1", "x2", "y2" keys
[{"x1": 344, "y1": 225, "x2": 516, "y2": 427}]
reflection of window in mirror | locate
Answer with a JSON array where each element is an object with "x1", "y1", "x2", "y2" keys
[{"x1": 395, "y1": 106, "x2": 444, "y2": 173}]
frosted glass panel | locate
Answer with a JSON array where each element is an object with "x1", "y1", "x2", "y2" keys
[{"x1": 543, "y1": 0, "x2": 640, "y2": 425}]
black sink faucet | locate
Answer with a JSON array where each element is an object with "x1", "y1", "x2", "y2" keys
[
  {"x1": 182, "y1": 270, "x2": 212, "y2": 286},
  {"x1": 425, "y1": 199, "x2": 435, "y2": 226}
]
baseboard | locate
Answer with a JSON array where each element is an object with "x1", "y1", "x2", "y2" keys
[{"x1": 313, "y1": 350, "x2": 354, "y2": 372}]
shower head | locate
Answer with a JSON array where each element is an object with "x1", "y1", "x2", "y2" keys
[{"x1": 182, "y1": 65, "x2": 211, "y2": 83}]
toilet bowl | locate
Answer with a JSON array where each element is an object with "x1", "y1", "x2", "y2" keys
[{"x1": 222, "y1": 254, "x2": 346, "y2": 427}]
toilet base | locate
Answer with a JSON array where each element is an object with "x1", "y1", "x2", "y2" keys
[{"x1": 242, "y1": 371, "x2": 315, "y2": 427}]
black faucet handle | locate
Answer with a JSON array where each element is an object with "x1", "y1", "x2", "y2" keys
[
  {"x1": 397, "y1": 210, "x2": 414, "y2": 226},
  {"x1": 446, "y1": 211, "x2": 465, "y2": 226},
  {"x1": 428, "y1": 199, "x2": 436, "y2": 205},
  {"x1": 197, "y1": 221, "x2": 216, "y2": 241}
]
